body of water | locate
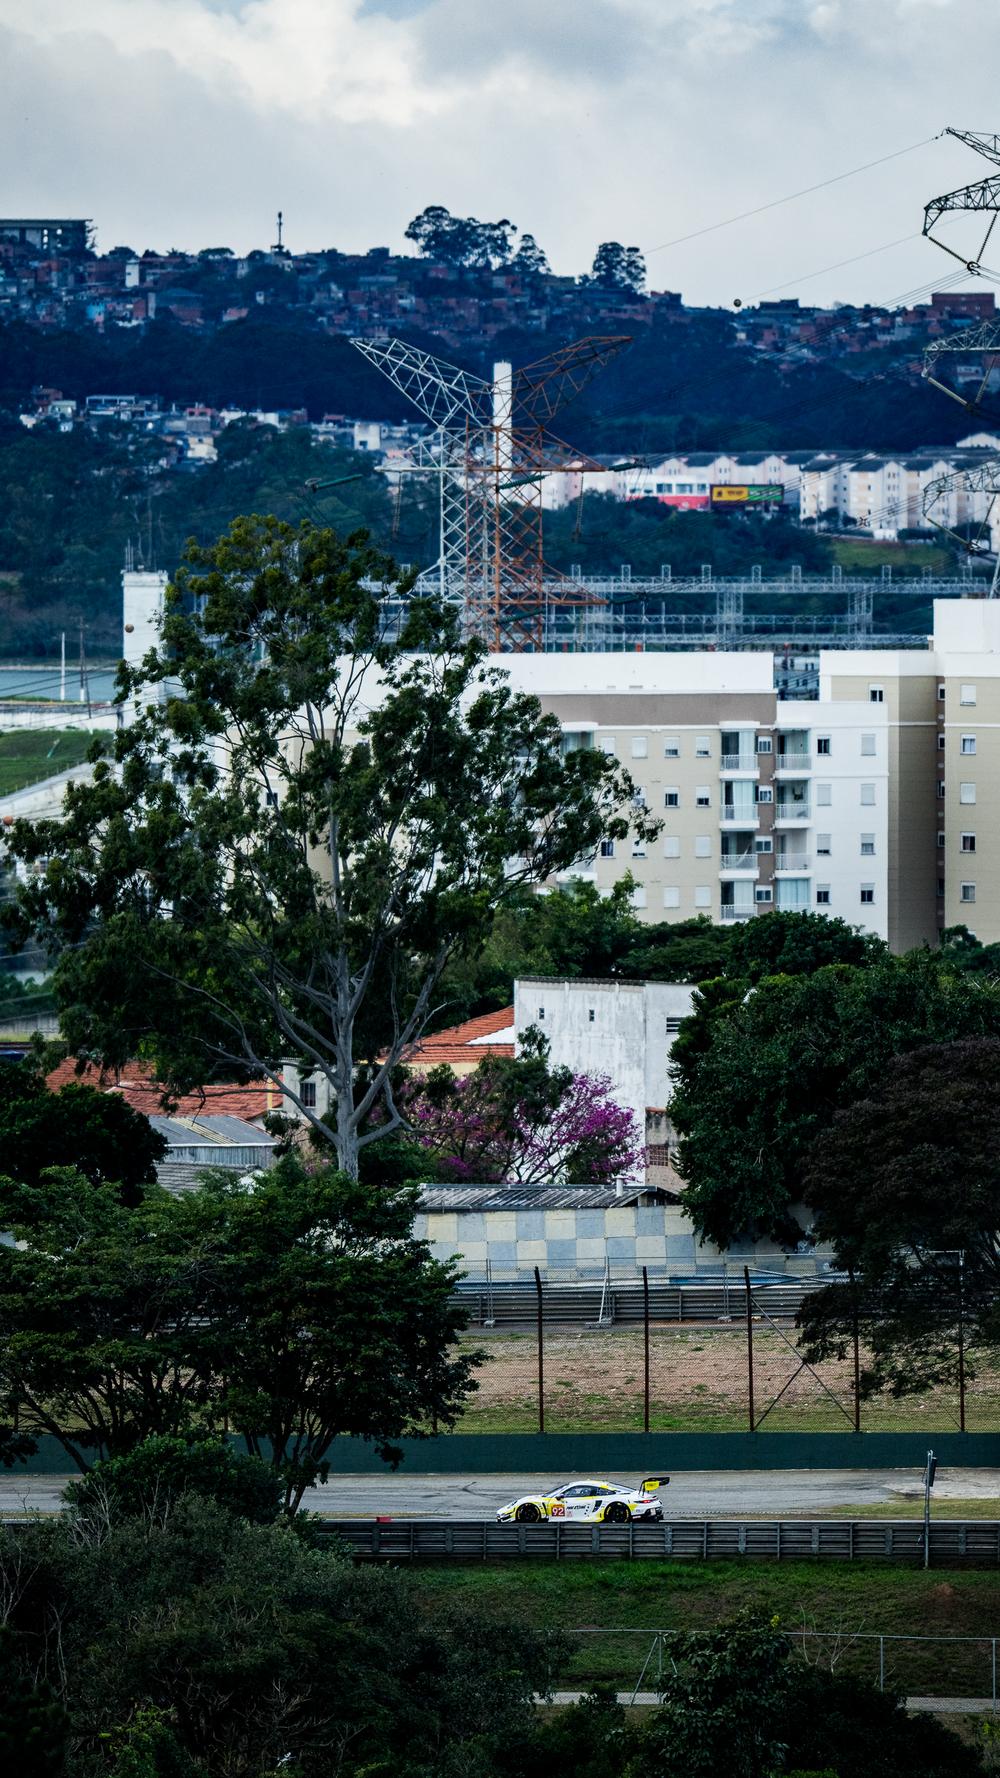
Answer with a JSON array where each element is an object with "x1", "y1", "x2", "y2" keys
[{"x1": 0, "y1": 665, "x2": 120, "y2": 703}]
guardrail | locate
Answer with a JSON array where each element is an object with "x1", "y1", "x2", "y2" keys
[
  {"x1": 319, "y1": 1518, "x2": 1000, "y2": 1566},
  {"x1": 452, "y1": 1276, "x2": 825, "y2": 1326}
]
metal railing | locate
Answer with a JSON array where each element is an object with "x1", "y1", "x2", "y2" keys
[
  {"x1": 720, "y1": 905, "x2": 756, "y2": 920},
  {"x1": 720, "y1": 851, "x2": 756, "y2": 869},
  {"x1": 322, "y1": 1518, "x2": 1000, "y2": 1569},
  {"x1": 719, "y1": 754, "x2": 757, "y2": 772}
]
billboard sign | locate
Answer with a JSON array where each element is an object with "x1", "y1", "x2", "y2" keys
[{"x1": 710, "y1": 483, "x2": 784, "y2": 506}]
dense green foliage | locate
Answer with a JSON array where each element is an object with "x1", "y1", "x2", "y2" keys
[
  {"x1": 0, "y1": 1056, "x2": 165, "y2": 1204},
  {"x1": 502, "y1": 1617, "x2": 981, "y2": 1778},
  {"x1": 0, "y1": 1157, "x2": 475, "y2": 1505},
  {"x1": 798, "y1": 1038, "x2": 1000, "y2": 1395},
  {"x1": 3, "y1": 516, "x2": 644, "y2": 1174},
  {"x1": 2, "y1": 1491, "x2": 563, "y2": 1778},
  {"x1": 64, "y1": 1435, "x2": 284, "y2": 1526},
  {"x1": 435, "y1": 879, "x2": 732, "y2": 1027},
  {"x1": 670, "y1": 934, "x2": 1000, "y2": 1245}
]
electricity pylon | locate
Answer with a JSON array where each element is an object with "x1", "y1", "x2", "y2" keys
[
  {"x1": 922, "y1": 130, "x2": 1000, "y2": 585},
  {"x1": 352, "y1": 334, "x2": 629, "y2": 649}
]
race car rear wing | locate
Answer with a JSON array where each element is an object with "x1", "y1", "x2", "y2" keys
[{"x1": 641, "y1": 1475, "x2": 671, "y2": 1492}]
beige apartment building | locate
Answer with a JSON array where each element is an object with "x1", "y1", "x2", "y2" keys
[{"x1": 495, "y1": 600, "x2": 1000, "y2": 953}]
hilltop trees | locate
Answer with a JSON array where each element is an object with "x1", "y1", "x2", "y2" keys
[
  {"x1": 590, "y1": 241, "x2": 646, "y2": 293},
  {"x1": 405, "y1": 205, "x2": 517, "y2": 268},
  {"x1": 3, "y1": 515, "x2": 649, "y2": 1177}
]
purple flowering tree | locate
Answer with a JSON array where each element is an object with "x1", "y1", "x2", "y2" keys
[{"x1": 402, "y1": 1029, "x2": 644, "y2": 1185}]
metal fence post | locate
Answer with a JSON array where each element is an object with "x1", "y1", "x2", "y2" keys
[
  {"x1": 643, "y1": 1265, "x2": 651, "y2": 1434},
  {"x1": 851, "y1": 1282, "x2": 862, "y2": 1434},
  {"x1": 744, "y1": 1266, "x2": 755, "y2": 1434},
  {"x1": 879, "y1": 1637, "x2": 885, "y2": 1692},
  {"x1": 535, "y1": 1266, "x2": 545, "y2": 1434},
  {"x1": 958, "y1": 1252, "x2": 967, "y2": 1433}
]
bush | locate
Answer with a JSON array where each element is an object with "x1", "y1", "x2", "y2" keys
[{"x1": 64, "y1": 1435, "x2": 284, "y2": 1524}]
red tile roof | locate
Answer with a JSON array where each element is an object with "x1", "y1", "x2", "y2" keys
[
  {"x1": 45, "y1": 1057, "x2": 278, "y2": 1121},
  {"x1": 399, "y1": 1008, "x2": 515, "y2": 1068}
]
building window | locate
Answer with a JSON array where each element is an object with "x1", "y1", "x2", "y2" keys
[
  {"x1": 663, "y1": 886, "x2": 680, "y2": 909},
  {"x1": 755, "y1": 836, "x2": 773, "y2": 853},
  {"x1": 631, "y1": 736, "x2": 648, "y2": 758},
  {"x1": 869, "y1": 685, "x2": 885, "y2": 703},
  {"x1": 757, "y1": 735, "x2": 773, "y2": 754},
  {"x1": 962, "y1": 832, "x2": 977, "y2": 852},
  {"x1": 695, "y1": 886, "x2": 711, "y2": 908},
  {"x1": 631, "y1": 841, "x2": 646, "y2": 858},
  {"x1": 631, "y1": 885, "x2": 647, "y2": 909},
  {"x1": 663, "y1": 736, "x2": 680, "y2": 757},
  {"x1": 860, "y1": 834, "x2": 875, "y2": 856},
  {"x1": 961, "y1": 735, "x2": 977, "y2": 755},
  {"x1": 861, "y1": 734, "x2": 876, "y2": 757},
  {"x1": 816, "y1": 833, "x2": 831, "y2": 855},
  {"x1": 695, "y1": 736, "x2": 711, "y2": 757},
  {"x1": 600, "y1": 736, "x2": 616, "y2": 753},
  {"x1": 694, "y1": 835, "x2": 712, "y2": 857},
  {"x1": 538, "y1": 1007, "x2": 545, "y2": 1020},
  {"x1": 860, "y1": 784, "x2": 876, "y2": 806},
  {"x1": 961, "y1": 882, "x2": 977, "y2": 903},
  {"x1": 757, "y1": 785, "x2": 773, "y2": 803},
  {"x1": 300, "y1": 1080, "x2": 317, "y2": 1109},
  {"x1": 961, "y1": 683, "x2": 977, "y2": 706},
  {"x1": 860, "y1": 885, "x2": 875, "y2": 904},
  {"x1": 755, "y1": 886, "x2": 773, "y2": 904},
  {"x1": 816, "y1": 784, "x2": 832, "y2": 806},
  {"x1": 588, "y1": 1008, "x2": 596, "y2": 1022},
  {"x1": 600, "y1": 838, "x2": 615, "y2": 858},
  {"x1": 960, "y1": 782, "x2": 977, "y2": 804},
  {"x1": 665, "y1": 788, "x2": 680, "y2": 808},
  {"x1": 816, "y1": 736, "x2": 831, "y2": 755},
  {"x1": 937, "y1": 831, "x2": 945, "y2": 848},
  {"x1": 937, "y1": 734, "x2": 946, "y2": 751},
  {"x1": 938, "y1": 781, "x2": 946, "y2": 798},
  {"x1": 665, "y1": 1016, "x2": 683, "y2": 1034},
  {"x1": 816, "y1": 886, "x2": 831, "y2": 905},
  {"x1": 664, "y1": 835, "x2": 680, "y2": 858},
  {"x1": 938, "y1": 684, "x2": 946, "y2": 701},
  {"x1": 695, "y1": 787, "x2": 711, "y2": 807}
]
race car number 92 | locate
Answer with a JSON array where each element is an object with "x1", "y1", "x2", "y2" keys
[{"x1": 550, "y1": 1503, "x2": 565, "y2": 1517}]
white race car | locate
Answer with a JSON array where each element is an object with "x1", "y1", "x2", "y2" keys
[{"x1": 496, "y1": 1476, "x2": 669, "y2": 1525}]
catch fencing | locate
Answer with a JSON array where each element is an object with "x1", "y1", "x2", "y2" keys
[
  {"x1": 455, "y1": 1267, "x2": 1000, "y2": 1436},
  {"x1": 321, "y1": 1518, "x2": 1000, "y2": 1569}
]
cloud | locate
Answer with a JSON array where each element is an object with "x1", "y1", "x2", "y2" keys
[{"x1": 0, "y1": 0, "x2": 996, "y2": 304}]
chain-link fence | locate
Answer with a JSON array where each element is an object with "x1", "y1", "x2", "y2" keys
[{"x1": 455, "y1": 1268, "x2": 1000, "y2": 1434}]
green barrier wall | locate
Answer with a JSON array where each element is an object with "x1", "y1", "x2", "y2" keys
[{"x1": 15, "y1": 1429, "x2": 1000, "y2": 1476}]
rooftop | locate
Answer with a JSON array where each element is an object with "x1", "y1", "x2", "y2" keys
[{"x1": 416, "y1": 1182, "x2": 677, "y2": 1211}]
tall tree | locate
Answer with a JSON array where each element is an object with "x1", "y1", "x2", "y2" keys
[
  {"x1": 3, "y1": 516, "x2": 647, "y2": 1176},
  {"x1": 590, "y1": 242, "x2": 646, "y2": 294},
  {"x1": 0, "y1": 1157, "x2": 475, "y2": 1505},
  {"x1": 670, "y1": 953, "x2": 1000, "y2": 1246},
  {"x1": 404, "y1": 206, "x2": 516, "y2": 269},
  {"x1": 512, "y1": 233, "x2": 550, "y2": 278},
  {"x1": 798, "y1": 1039, "x2": 1000, "y2": 1397}
]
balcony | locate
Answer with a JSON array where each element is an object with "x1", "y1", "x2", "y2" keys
[
  {"x1": 719, "y1": 850, "x2": 757, "y2": 872},
  {"x1": 720, "y1": 806, "x2": 759, "y2": 826},
  {"x1": 719, "y1": 753, "x2": 758, "y2": 773},
  {"x1": 720, "y1": 904, "x2": 756, "y2": 921},
  {"x1": 774, "y1": 757, "x2": 810, "y2": 777},
  {"x1": 775, "y1": 851, "x2": 810, "y2": 871}
]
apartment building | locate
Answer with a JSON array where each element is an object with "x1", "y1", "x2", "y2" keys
[
  {"x1": 934, "y1": 600, "x2": 1000, "y2": 940},
  {"x1": 497, "y1": 646, "x2": 940, "y2": 952}
]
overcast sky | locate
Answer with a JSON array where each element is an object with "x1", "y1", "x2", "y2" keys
[{"x1": 2, "y1": 0, "x2": 998, "y2": 307}]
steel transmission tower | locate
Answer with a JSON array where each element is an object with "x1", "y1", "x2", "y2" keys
[
  {"x1": 921, "y1": 131, "x2": 1000, "y2": 585},
  {"x1": 352, "y1": 334, "x2": 629, "y2": 648}
]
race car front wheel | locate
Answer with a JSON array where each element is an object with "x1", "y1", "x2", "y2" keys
[
  {"x1": 604, "y1": 1501, "x2": 630, "y2": 1524},
  {"x1": 515, "y1": 1503, "x2": 542, "y2": 1523}
]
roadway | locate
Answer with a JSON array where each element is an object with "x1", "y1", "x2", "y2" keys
[{"x1": 3, "y1": 1468, "x2": 999, "y2": 1519}]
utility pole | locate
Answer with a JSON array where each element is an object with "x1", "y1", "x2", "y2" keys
[{"x1": 78, "y1": 619, "x2": 91, "y2": 718}]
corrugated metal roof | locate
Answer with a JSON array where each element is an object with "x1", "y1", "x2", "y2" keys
[
  {"x1": 416, "y1": 1183, "x2": 678, "y2": 1211},
  {"x1": 150, "y1": 1115, "x2": 275, "y2": 1149}
]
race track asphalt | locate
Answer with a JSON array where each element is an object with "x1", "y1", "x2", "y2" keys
[{"x1": 2, "y1": 1467, "x2": 999, "y2": 1519}]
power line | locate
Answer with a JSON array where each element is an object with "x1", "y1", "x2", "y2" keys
[
  {"x1": 750, "y1": 234, "x2": 920, "y2": 303},
  {"x1": 646, "y1": 134, "x2": 945, "y2": 257}
]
